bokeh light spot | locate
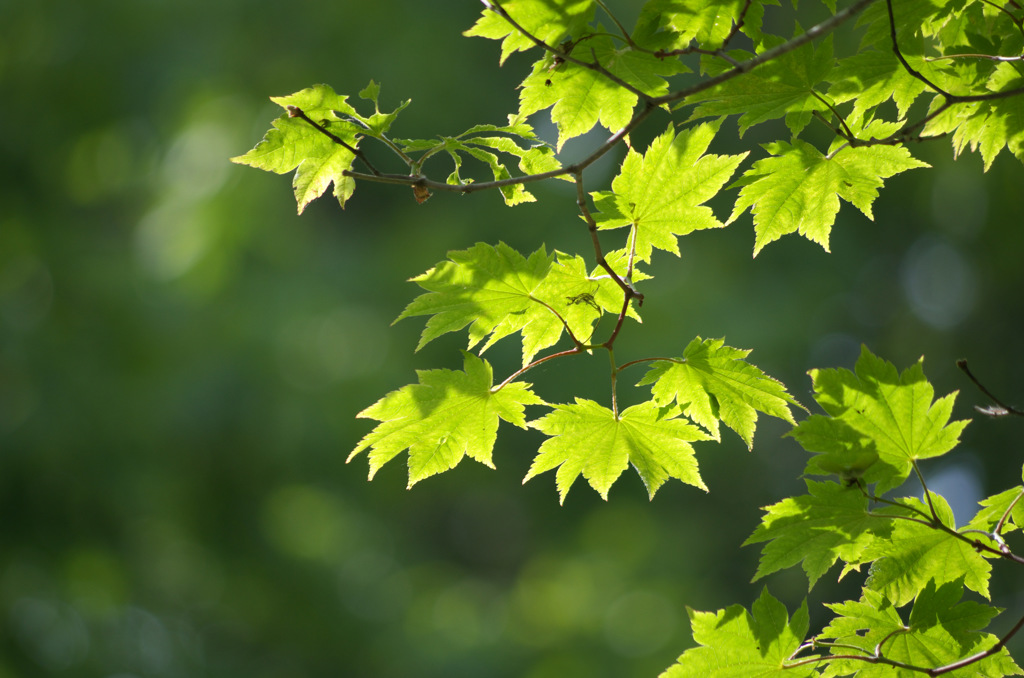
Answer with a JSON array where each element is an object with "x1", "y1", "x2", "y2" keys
[{"x1": 262, "y1": 484, "x2": 352, "y2": 562}]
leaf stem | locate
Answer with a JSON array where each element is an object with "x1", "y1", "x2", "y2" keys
[
  {"x1": 618, "y1": 357, "x2": 686, "y2": 372},
  {"x1": 491, "y1": 347, "x2": 584, "y2": 393},
  {"x1": 608, "y1": 347, "x2": 619, "y2": 419}
]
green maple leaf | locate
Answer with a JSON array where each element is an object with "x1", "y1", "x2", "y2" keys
[
  {"x1": 794, "y1": 346, "x2": 969, "y2": 495},
  {"x1": 924, "y1": 64, "x2": 1024, "y2": 169},
  {"x1": 231, "y1": 84, "x2": 362, "y2": 213},
  {"x1": 397, "y1": 242, "x2": 626, "y2": 366},
  {"x1": 464, "y1": 0, "x2": 596, "y2": 65},
  {"x1": 827, "y1": 48, "x2": 929, "y2": 121},
  {"x1": 792, "y1": 415, "x2": 892, "y2": 486},
  {"x1": 684, "y1": 32, "x2": 835, "y2": 137},
  {"x1": 349, "y1": 352, "x2": 544, "y2": 488},
  {"x1": 859, "y1": 495, "x2": 991, "y2": 606},
  {"x1": 632, "y1": 0, "x2": 771, "y2": 51},
  {"x1": 856, "y1": 0, "x2": 964, "y2": 52},
  {"x1": 354, "y1": 80, "x2": 411, "y2": 137},
  {"x1": 525, "y1": 399, "x2": 711, "y2": 503},
  {"x1": 664, "y1": 589, "x2": 815, "y2": 678},
  {"x1": 532, "y1": 250, "x2": 643, "y2": 342},
  {"x1": 518, "y1": 32, "x2": 689, "y2": 149},
  {"x1": 967, "y1": 487, "x2": 1024, "y2": 535},
  {"x1": 636, "y1": 337, "x2": 800, "y2": 448},
  {"x1": 590, "y1": 123, "x2": 747, "y2": 263},
  {"x1": 822, "y1": 583, "x2": 1019, "y2": 678},
  {"x1": 730, "y1": 138, "x2": 929, "y2": 255},
  {"x1": 745, "y1": 480, "x2": 893, "y2": 589}
]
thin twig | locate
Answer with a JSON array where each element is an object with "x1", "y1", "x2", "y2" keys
[
  {"x1": 491, "y1": 347, "x2": 584, "y2": 393},
  {"x1": 885, "y1": 0, "x2": 954, "y2": 97},
  {"x1": 594, "y1": 0, "x2": 637, "y2": 49},
  {"x1": 618, "y1": 357, "x2": 686, "y2": 371},
  {"x1": 927, "y1": 53, "x2": 1024, "y2": 63},
  {"x1": 288, "y1": 106, "x2": 382, "y2": 176},
  {"x1": 995, "y1": 489, "x2": 1024, "y2": 538},
  {"x1": 958, "y1": 359, "x2": 1024, "y2": 416},
  {"x1": 656, "y1": 0, "x2": 879, "y2": 107}
]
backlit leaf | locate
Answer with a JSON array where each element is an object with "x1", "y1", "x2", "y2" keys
[
  {"x1": 637, "y1": 337, "x2": 799, "y2": 448},
  {"x1": 349, "y1": 352, "x2": 544, "y2": 487},
  {"x1": 525, "y1": 399, "x2": 711, "y2": 503},
  {"x1": 591, "y1": 123, "x2": 747, "y2": 262}
]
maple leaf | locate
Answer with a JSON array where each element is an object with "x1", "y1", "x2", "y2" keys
[
  {"x1": 525, "y1": 399, "x2": 711, "y2": 503},
  {"x1": 518, "y1": 32, "x2": 689, "y2": 149},
  {"x1": 745, "y1": 480, "x2": 893, "y2": 589},
  {"x1": 637, "y1": 337, "x2": 800, "y2": 448},
  {"x1": 464, "y1": 0, "x2": 595, "y2": 65},
  {"x1": 792, "y1": 415, "x2": 894, "y2": 487},
  {"x1": 793, "y1": 346, "x2": 969, "y2": 495},
  {"x1": 684, "y1": 33, "x2": 835, "y2": 137},
  {"x1": 231, "y1": 84, "x2": 362, "y2": 213},
  {"x1": 349, "y1": 352, "x2": 544, "y2": 488},
  {"x1": 664, "y1": 589, "x2": 815, "y2": 678},
  {"x1": 822, "y1": 583, "x2": 1019, "y2": 678},
  {"x1": 590, "y1": 123, "x2": 747, "y2": 263},
  {"x1": 632, "y1": 0, "x2": 768, "y2": 51},
  {"x1": 532, "y1": 250, "x2": 642, "y2": 343},
  {"x1": 353, "y1": 80, "x2": 411, "y2": 137},
  {"x1": 859, "y1": 495, "x2": 991, "y2": 606},
  {"x1": 730, "y1": 139, "x2": 929, "y2": 255},
  {"x1": 398, "y1": 242, "x2": 626, "y2": 366},
  {"x1": 397, "y1": 242, "x2": 558, "y2": 365},
  {"x1": 924, "y1": 64, "x2": 1024, "y2": 169},
  {"x1": 967, "y1": 487, "x2": 1024, "y2": 535},
  {"x1": 827, "y1": 48, "x2": 929, "y2": 121}
]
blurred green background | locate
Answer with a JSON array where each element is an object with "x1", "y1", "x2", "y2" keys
[{"x1": 3, "y1": 1, "x2": 1024, "y2": 677}]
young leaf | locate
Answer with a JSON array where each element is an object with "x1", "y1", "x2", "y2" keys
[
  {"x1": 684, "y1": 33, "x2": 835, "y2": 137},
  {"x1": 349, "y1": 352, "x2": 544, "y2": 488},
  {"x1": 730, "y1": 139, "x2": 928, "y2": 256},
  {"x1": 795, "y1": 346, "x2": 970, "y2": 495},
  {"x1": 664, "y1": 589, "x2": 815, "y2": 678},
  {"x1": 464, "y1": 0, "x2": 596, "y2": 65},
  {"x1": 859, "y1": 495, "x2": 991, "y2": 606},
  {"x1": 518, "y1": 33, "x2": 689, "y2": 150},
  {"x1": 745, "y1": 479, "x2": 893, "y2": 589},
  {"x1": 637, "y1": 337, "x2": 800, "y2": 448},
  {"x1": 231, "y1": 84, "x2": 361, "y2": 213},
  {"x1": 353, "y1": 80, "x2": 411, "y2": 137},
  {"x1": 591, "y1": 123, "x2": 747, "y2": 262},
  {"x1": 525, "y1": 399, "x2": 711, "y2": 503},
  {"x1": 397, "y1": 242, "x2": 620, "y2": 366},
  {"x1": 822, "y1": 582, "x2": 1019, "y2": 678}
]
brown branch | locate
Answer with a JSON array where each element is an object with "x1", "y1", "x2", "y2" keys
[
  {"x1": 958, "y1": 359, "x2": 1024, "y2": 417},
  {"x1": 491, "y1": 347, "x2": 584, "y2": 393},
  {"x1": 885, "y1": 0, "x2": 954, "y2": 97}
]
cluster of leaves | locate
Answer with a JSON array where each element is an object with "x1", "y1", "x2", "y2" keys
[
  {"x1": 232, "y1": 0, "x2": 1024, "y2": 676},
  {"x1": 668, "y1": 348, "x2": 1024, "y2": 678}
]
